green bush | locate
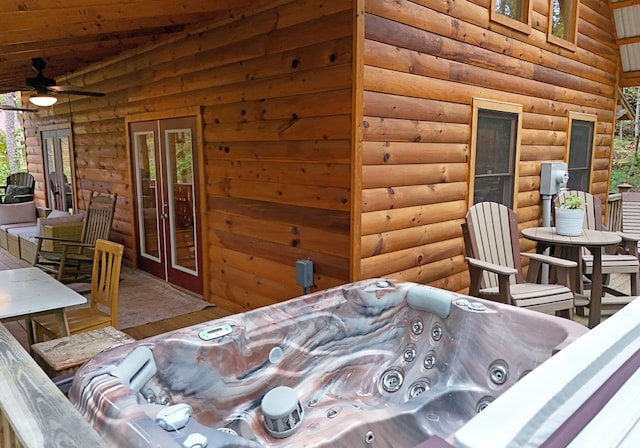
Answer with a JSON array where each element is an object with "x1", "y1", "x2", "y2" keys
[{"x1": 610, "y1": 138, "x2": 640, "y2": 192}]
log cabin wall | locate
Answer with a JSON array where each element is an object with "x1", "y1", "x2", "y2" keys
[
  {"x1": 358, "y1": 0, "x2": 618, "y2": 292},
  {"x1": 22, "y1": 0, "x2": 355, "y2": 312}
]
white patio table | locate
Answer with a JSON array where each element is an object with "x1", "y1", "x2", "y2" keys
[{"x1": 0, "y1": 267, "x2": 87, "y2": 347}]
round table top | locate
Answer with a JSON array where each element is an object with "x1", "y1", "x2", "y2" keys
[{"x1": 521, "y1": 227, "x2": 622, "y2": 247}]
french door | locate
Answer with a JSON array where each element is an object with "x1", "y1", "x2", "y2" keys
[
  {"x1": 42, "y1": 129, "x2": 74, "y2": 212},
  {"x1": 130, "y1": 117, "x2": 203, "y2": 295}
]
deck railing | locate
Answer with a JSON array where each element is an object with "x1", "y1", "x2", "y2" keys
[
  {"x1": 607, "y1": 192, "x2": 622, "y2": 232},
  {"x1": 0, "y1": 324, "x2": 107, "y2": 447}
]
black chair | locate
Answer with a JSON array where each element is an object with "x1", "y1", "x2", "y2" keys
[{"x1": 0, "y1": 172, "x2": 35, "y2": 204}]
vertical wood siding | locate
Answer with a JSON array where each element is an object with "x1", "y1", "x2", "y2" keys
[
  {"x1": 23, "y1": 0, "x2": 354, "y2": 312},
  {"x1": 360, "y1": 0, "x2": 617, "y2": 292}
]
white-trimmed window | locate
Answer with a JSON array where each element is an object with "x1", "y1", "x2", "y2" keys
[
  {"x1": 470, "y1": 99, "x2": 523, "y2": 208},
  {"x1": 491, "y1": 0, "x2": 532, "y2": 34},
  {"x1": 548, "y1": 0, "x2": 578, "y2": 51},
  {"x1": 567, "y1": 112, "x2": 596, "y2": 192}
]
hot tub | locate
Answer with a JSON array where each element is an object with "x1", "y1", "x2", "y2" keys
[{"x1": 69, "y1": 279, "x2": 587, "y2": 447}]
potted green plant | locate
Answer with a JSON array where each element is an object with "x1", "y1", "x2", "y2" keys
[{"x1": 555, "y1": 193, "x2": 585, "y2": 236}]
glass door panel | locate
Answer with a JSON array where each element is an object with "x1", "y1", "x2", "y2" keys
[
  {"x1": 133, "y1": 131, "x2": 160, "y2": 261},
  {"x1": 166, "y1": 128, "x2": 197, "y2": 274},
  {"x1": 42, "y1": 129, "x2": 74, "y2": 212}
]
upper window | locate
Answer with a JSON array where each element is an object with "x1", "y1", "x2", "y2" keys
[
  {"x1": 567, "y1": 113, "x2": 595, "y2": 192},
  {"x1": 470, "y1": 99, "x2": 522, "y2": 208},
  {"x1": 548, "y1": 0, "x2": 578, "y2": 50},
  {"x1": 491, "y1": 0, "x2": 532, "y2": 34}
]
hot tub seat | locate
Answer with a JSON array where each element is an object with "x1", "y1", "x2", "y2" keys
[{"x1": 69, "y1": 279, "x2": 587, "y2": 448}]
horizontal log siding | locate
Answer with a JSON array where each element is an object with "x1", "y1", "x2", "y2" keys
[
  {"x1": 23, "y1": 0, "x2": 354, "y2": 311},
  {"x1": 360, "y1": 0, "x2": 618, "y2": 290}
]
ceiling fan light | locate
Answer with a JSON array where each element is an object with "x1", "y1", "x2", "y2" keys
[{"x1": 29, "y1": 94, "x2": 57, "y2": 107}]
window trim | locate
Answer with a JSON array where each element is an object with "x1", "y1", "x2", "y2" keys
[
  {"x1": 547, "y1": 0, "x2": 579, "y2": 51},
  {"x1": 470, "y1": 98, "x2": 523, "y2": 210},
  {"x1": 490, "y1": 0, "x2": 532, "y2": 35},
  {"x1": 566, "y1": 111, "x2": 596, "y2": 193}
]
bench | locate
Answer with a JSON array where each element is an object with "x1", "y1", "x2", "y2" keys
[{"x1": 31, "y1": 326, "x2": 134, "y2": 377}]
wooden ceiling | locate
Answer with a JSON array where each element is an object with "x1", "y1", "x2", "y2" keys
[
  {"x1": 2, "y1": 1, "x2": 639, "y2": 95},
  {"x1": 0, "y1": 0, "x2": 253, "y2": 94}
]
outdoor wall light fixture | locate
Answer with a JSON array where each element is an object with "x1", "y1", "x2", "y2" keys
[{"x1": 29, "y1": 90, "x2": 57, "y2": 107}]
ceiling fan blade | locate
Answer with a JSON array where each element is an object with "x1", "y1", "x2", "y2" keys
[
  {"x1": 0, "y1": 104, "x2": 36, "y2": 112},
  {"x1": 48, "y1": 85, "x2": 105, "y2": 97}
]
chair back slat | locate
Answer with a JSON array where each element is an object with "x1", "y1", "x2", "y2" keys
[
  {"x1": 622, "y1": 192, "x2": 640, "y2": 235},
  {"x1": 465, "y1": 202, "x2": 522, "y2": 289},
  {"x1": 91, "y1": 239, "x2": 124, "y2": 328},
  {"x1": 80, "y1": 193, "x2": 117, "y2": 245}
]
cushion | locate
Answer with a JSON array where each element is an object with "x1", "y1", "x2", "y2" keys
[
  {"x1": 36, "y1": 212, "x2": 84, "y2": 236},
  {"x1": 3, "y1": 185, "x2": 34, "y2": 204},
  {"x1": 7, "y1": 226, "x2": 38, "y2": 238},
  {"x1": 0, "y1": 201, "x2": 36, "y2": 225},
  {"x1": 48, "y1": 210, "x2": 70, "y2": 219}
]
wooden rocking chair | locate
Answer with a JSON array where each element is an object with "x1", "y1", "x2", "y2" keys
[
  {"x1": 556, "y1": 190, "x2": 639, "y2": 300},
  {"x1": 463, "y1": 202, "x2": 576, "y2": 317},
  {"x1": 33, "y1": 192, "x2": 117, "y2": 283},
  {"x1": 33, "y1": 239, "x2": 124, "y2": 342}
]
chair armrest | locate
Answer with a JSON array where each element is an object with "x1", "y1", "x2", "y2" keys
[
  {"x1": 521, "y1": 253, "x2": 577, "y2": 268},
  {"x1": 465, "y1": 257, "x2": 518, "y2": 276},
  {"x1": 60, "y1": 242, "x2": 94, "y2": 249},
  {"x1": 614, "y1": 232, "x2": 640, "y2": 257},
  {"x1": 466, "y1": 257, "x2": 515, "y2": 304},
  {"x1": 617, "y1": 231, "x2": 640, "y2": 243}
]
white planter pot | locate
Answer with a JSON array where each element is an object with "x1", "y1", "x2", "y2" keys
[{"x1": 555, "y1": 207, "x2": 585, "y2": 236}]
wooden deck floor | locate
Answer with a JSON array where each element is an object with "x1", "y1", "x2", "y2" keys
[{"x1": 0, "y1": 246, "x2": 233, "y2": 343}]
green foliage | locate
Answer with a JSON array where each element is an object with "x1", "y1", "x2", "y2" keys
[
  {"x1": 557, "y1": 194, "x2": 584, "y2": 209},
  {"x1": 610, "y1": 138, "x2": 640, "y2": 192},
  {"x1": 0, "y1": 132, "x2": 8, "y2": 181}
]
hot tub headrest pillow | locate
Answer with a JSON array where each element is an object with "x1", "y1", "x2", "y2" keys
[{"x1": 0, "y1": 200, "x2": 36, "y2": 225}]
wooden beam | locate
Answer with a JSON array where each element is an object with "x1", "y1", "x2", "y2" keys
[{"x1": 609, "y1": 0, "x2": 640, "y2": 10}]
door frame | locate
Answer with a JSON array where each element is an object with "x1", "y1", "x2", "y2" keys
[
  {"x1": 125, "y1": 107, "x2": 207, "y2": 298},
  {"x1": 39, "y1": 124, "x2": 77, "y2": 212}
]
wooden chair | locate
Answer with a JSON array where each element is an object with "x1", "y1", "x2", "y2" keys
[
  {"x1": 32, "y1": 239, "x2": 124, "y2": 342},
  {"x1": 0, "y1": 172, "x2": 35, "y2": 203},
  {"x1": 463, "y1": 202, "x2": 576, "y2": 317},
  {"x1": 556, "y1": 190, "x2": 639, "y2": 298},
  {"x1": 33, "y1": 192, "x2": 117, "y2": 283},
  {"x1": 621, "y1": 192, "x2": 640, "y2": 237}
]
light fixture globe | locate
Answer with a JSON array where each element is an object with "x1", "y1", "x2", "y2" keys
[{"x1": 29, "y1": 93, "x2": 57, "y2": 107}]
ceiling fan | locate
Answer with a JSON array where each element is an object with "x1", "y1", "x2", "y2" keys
[
  {"x1": 25, "y1": 57, "x2": 105, "y2": 106},
  {"x1": 0, "y1": 104, "x2": 36, "y2": 112}
]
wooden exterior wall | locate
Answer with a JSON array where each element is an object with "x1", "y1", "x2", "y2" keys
[
  {"x1": 23, "y1": 0, "x2": 355, "y2": 313},
  {"x1": 21, "y1": 0, "x2": 620, "y2": 310},
  {"x1": 358, "y1": 0, "x2": 618, "y2": 292}
]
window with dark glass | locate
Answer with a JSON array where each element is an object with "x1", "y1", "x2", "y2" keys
[
  {"x1": 473, "y1": 109, "x2": 518, "y2": 206},
  {"x1": 567, "y1": 119, "x2": 594, "y2": 191}
]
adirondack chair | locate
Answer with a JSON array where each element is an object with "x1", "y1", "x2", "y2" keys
[
  {"x1": 0, "y1": 172, "x2": 35, "y2": 204},
  {"x1": 556, "y1": 190, "x2": 639, "y2": 299},
  {"x1": 463, "y1": 202, "x2": 576, "y2": 317},
  {"x1": 621, "y1": 192, "x2": 640, "y2": 237},
  {"x1": 33, "y1": 192, "x2": 117, "y2": 283},
  {"x1": 32, "y1": 239, "x2": 124, "y2": 342}
]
